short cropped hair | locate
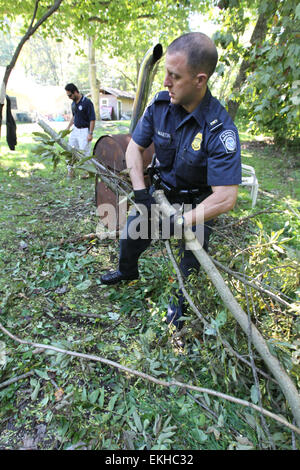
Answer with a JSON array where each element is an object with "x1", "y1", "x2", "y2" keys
[
  {"x1": 65, "y1": 83, "x2": 79, "y2": 94},
  {"x1": 167, "y1": 32, "x2": 218, "y2": 79}
]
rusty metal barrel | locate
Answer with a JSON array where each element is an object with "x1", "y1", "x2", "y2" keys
[{"x1": 93, "y1": 134, "x2": 154, "y2": 217}]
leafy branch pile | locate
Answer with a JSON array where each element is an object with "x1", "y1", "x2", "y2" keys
[
  {"x1": 32, "y1": 129, "x2": 95, "y2": 174},
  {"x1": 0, "y1": 123, "x2": 299, "y2": 450}
]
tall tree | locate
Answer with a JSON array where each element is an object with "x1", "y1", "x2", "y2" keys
[
  {"x1": 88, "y1": 36, "x2": 100, "y2": 120},
  {"x1": 226, "y1": 9, "x2": 274, "y2": 120},
  {"x1": 212, "y1": 0, "x2": 300, "y2": 143},
  {"x1": 0, "y1": 0, "x2": 63, "y2": 135},
  {"x1": 63, "y1": 0, "x2": 200, "y2": 102},
  {"x1": 1, "y1": 0, "x2": 205, "y2": 136}
]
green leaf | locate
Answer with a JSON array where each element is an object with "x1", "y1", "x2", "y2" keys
[
  {"x1": 191, "y1": 428, "x2": 208, "y2": 443},
  {"x1": 250, "y1": 385, "x2": 259, "y2": 404},
  {"x1": 204, "y1": 393, "x2": 211, "y2": 406},
  {"x1": 98, "y1": 387, "x2": 105, "y2": 408},
  {"x1": 76, "y1": 164, "x2": 98, "y2": 174},
  {"x1": 178, "y1": 405, "x2": 190, "y2": 417},
  {"x1": 152, "y1": 444, "x2": 168, "y2": 450},
  {"x1": 107, "y1": 394, "x2": 118, "y2": 412},
  {"x1": 40, "y1": 395, "x2": 50, "y2": 407},
  {"x1": 143, "y1": 418, "x2": 150, "y2": 431},
  {"x1": 0, "y1": 341, "x2": 6, "y2": 368},
  {"x1": 230, "y1": 365, "x2": 237, "y2": 382},
  {"x1": 158, "y1": 431, "x2": 176, "y2": 441},
  {"x1": 34, "y1": 369, "x2": 50, "y2": 380},
  {"x1": 32, "y1": 131, "x2": 51, "y2": 139},
  {"x1": 81, "y1": 387, "x2": 87, "y2": 401},
  {"x1": 75, "y1": 280, "x2": 92, "y2": 290},
  {"x1": 58, "y1": 129, "x2": 71, "y2": 138},
  {"x1": 31, "y1": 381, "x2": 41, "y2": 401},
  {"x1": 132, "y1": 409, "x2": 143, "y2": 432},
  {"x1": 215, "y1": 310, "x2": 227, "y2": 328},
  {"x1": 89, "y1": 389, "x2": 100, "y2": 404},
  {"x1": 205, "y1": 326, "x2": 217, "y2": 336}
]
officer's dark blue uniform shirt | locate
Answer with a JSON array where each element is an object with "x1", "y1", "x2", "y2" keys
[
  {"x1": 71, "y1": 95, "x2": 96, "y2": 129},
  {"x1": 132, "y1": 88, "x2": 242, "y2": 192}
]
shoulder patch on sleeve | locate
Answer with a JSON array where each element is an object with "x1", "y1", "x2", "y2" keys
[
  {"x1": 148, "y1": 93, "x2": 158, "y2": 106},
  {"x1": 147, "y1": 91, "x2": 165, "y2": 107},
  {"x1": 148, "y1": 91, "x2": 170, "y2": 108},
  {"x1": 154, "y1": 91, "x2": 170, "y2": 102},
  {"x1": 219, "y1": 130, "x2": 237, "y2": 153}
]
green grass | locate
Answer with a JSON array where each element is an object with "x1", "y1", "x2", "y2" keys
[
  {"x1": 0, "y1": 120, "x2": 299, "y2": 450},
  {"x1": 241, "y1": 141, "x2": 300, "y2": 201}
]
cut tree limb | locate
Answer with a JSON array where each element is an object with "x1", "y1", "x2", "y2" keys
[
  {"x1": 153, "y1": 190, "x2": 300, "y2": 428},
  {"x1": 165, "y1": 240, "x2": 277, "y2": 384},
  {"x1": 37, "y1": 118, "x2": 132, "y2": 198},
  {"x1": 0, "y1": 371, "x2": 34, "y2": 390},
  {"x1": 35, "y1": 120, "x2": 300, "y2": 428},
  {"x1": 37, "y1": 118, "x2": 297, "y2": 311},
  {"x1": 0, "y1": 321, "x2": 299, "y2": 435}
]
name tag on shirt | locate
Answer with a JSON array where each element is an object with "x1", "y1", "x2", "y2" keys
[{"x1": 157, "y1": 130, "x2": 171, "y2": 139}]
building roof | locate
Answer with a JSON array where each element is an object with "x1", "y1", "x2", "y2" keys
[{"x1": 100, "y1": 86, "x2": 135, "y2": 100}]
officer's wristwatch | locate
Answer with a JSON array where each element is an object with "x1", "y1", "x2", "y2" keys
[{"x1": 174, "y1": 214, "x2": 185, "y2": 226}]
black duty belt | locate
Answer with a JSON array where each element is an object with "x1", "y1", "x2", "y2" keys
[{"x1": 151, "y1": 173, "x2": 207, "y2": 198}]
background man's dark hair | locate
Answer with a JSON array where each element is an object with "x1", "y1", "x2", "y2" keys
[
  {"x1": 65, "y1": 83, "x2": 79, "y2": 94},
  {"x1": 167, "y1": 32, "x2": 218, "y2": 79}
]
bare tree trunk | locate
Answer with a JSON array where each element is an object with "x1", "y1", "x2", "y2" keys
[
  {"x1": 88, "y1": 36, "x2": 100, "y2": 120},
  {"x1": 0, "y1": 0, "x2": 63, "y2": 136}
]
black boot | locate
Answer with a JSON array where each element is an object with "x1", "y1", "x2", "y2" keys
[
  {"x1": 100, "y1": 270, "x2": 139, "y2": 285},
  {"x1": 166, "y1": 291, "x2": 186, "y2": 330}
]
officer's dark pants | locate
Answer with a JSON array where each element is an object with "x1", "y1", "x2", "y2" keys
[{"x1": 118, "y1": 189, "x2": 212, "y2": 328}]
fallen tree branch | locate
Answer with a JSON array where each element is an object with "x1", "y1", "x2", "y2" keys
[
  {"x1": 37, "y1": 118, "x2": 132, "y2": 198},
  {"x1": 220, "y1": 209, "x2": 282, "y2": 228},
  {"x1": 0, "y1": 371, "x2": 34, "y2": 390},
  {"x1": 259, "y1": 191, "x2": 300, "y2": 221},
  {"x1": 153, "y1": 190, "x2": 300, "y2": 428},
  {"x1": 165, "y1": 241, "x2": 277, "y2": 384},
  {"x1": 164, "y1": 241, "x2": 206, "y2": 323},
  {"x1": 211, "y1": 258, "x2": 295, "y2": 310},
  {"x1": 243, "y1": 261, "x2": 275, "y2": 449},
  {"x1": 0, "y1": 321, "x2": 299, "y2": 436},
  {"x1": 59, "y1": 233, "x2": 98, "y2": 245},
  {"x1": 35, "y1": 120, "x2": 300, "y2": 428}
]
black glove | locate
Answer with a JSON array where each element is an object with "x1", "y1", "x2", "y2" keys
[{"x1": 134, "y1": 189, "x2": 155, "y2": 212}]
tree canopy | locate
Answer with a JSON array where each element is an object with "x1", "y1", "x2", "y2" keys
[
  {"x1": 212, "y1": 0, "x2": 300, "y2": 144},
  {"x1": 1, "y1": 0, "x2": 299, "y2": 144}
]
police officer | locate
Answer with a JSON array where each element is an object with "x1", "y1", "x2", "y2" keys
[
  {"x1": 101, "y1": 32, "x2": 242, "y2": 330},
  {"x1": 65, "y1": 83, "x2": 96, "y2": 157}
]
